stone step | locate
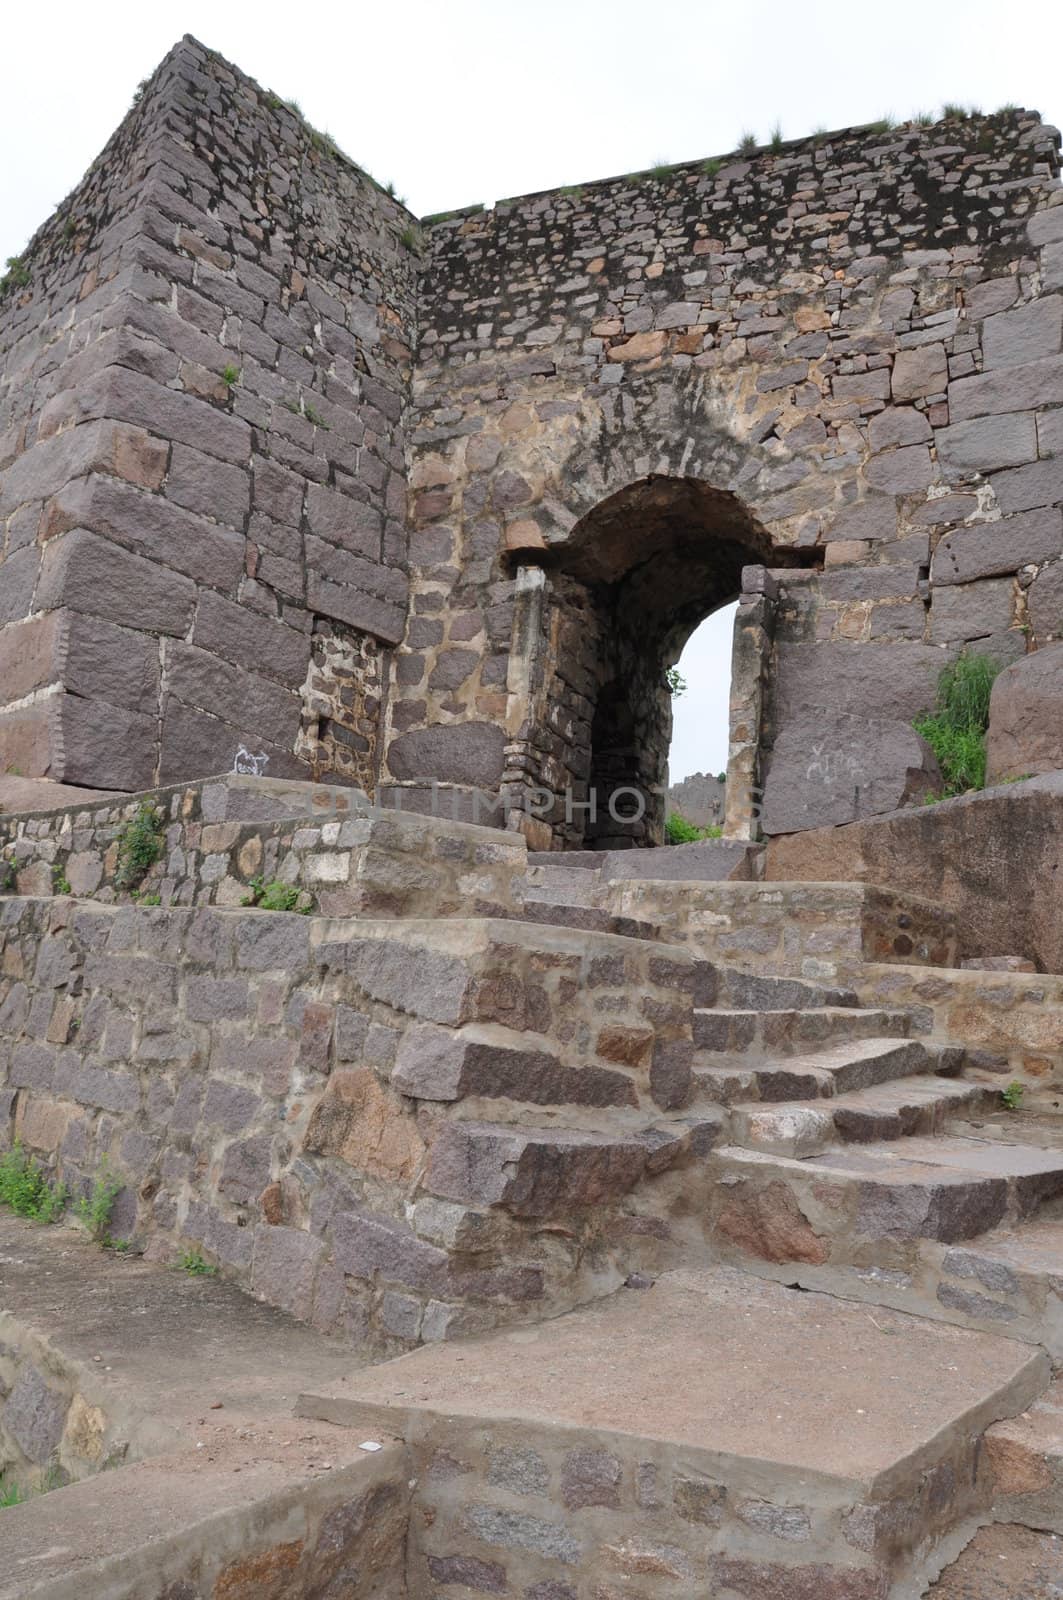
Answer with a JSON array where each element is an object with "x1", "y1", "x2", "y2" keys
[
  {"x1": 520, "y1": 899, "x2": 659, "y2": 940},
  {"x1": 928, "y1": 1524, "x2": 1063, "y2": 1597},
  {"x1": 297, "y1": 1266, "x2": 1049, "y2": 1599},
  {"x1": 391, "y1": 1021, "x2": 647, "y2": 1111},
  {"x1": 731, "y1": 1075, "x2": 995, "y2": 1158},
  {"x1": 423, "y1": 1115, "x2": 723, "y2": 1218},
  {"x1": 984, "y1": 1374, "x2": 1063, "y2": 1534},
  {"x1": 523, "y1": 863, "x2": 602, "y2": 907},
  {"x1": 711, "y1": 1133, "x2": 1063, "y2": 1249},
  {"x1": 714, "y1": 968, "x2": 860, "y2": 1011},
  {"x1": 693, "y1": 1004, "x2": 912, "y2": 1056},
  {"x1": 694, "y1": 1037, "x2": 933, "y2": 1105}
]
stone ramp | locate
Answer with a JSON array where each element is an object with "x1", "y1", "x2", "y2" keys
[{"x1": 298, "y1": 1266, "x2": 1048, "y2": 1598}]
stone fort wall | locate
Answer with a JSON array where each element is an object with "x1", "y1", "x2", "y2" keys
[
  {"x1": 3, "y1": 38, "x2": 1063, "y2": 843},
  {"x1": 0, "y1": 38, "x2": 414, "y2": 796}
]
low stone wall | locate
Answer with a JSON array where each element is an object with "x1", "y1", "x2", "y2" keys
[
  {"x1": 765, "y1": 774, "x2": 1063, "y2": 974},
  {"x1": 854, "y1": 961, "x2": 1063, "y2": 1086},
  {"x1": 0, "y1": 1326, "x2": 132, "y2": 1492},
  {"x1": 0, "y1": 773, "x2": 526, "y2": 919},
  {"x1": 0, "y1": 896, "x2": 702, "y2": 1351},
  {"x1": 602, "y1": 879, "x2": 958, "y2": 978},
  {"x1": 4, "y1": 1435, "x2": 410, "y2": 1600}
]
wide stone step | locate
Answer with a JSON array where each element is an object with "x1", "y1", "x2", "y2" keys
[
  {"x1": 712, "y1": 1133, "x2": 1063, "y2": 1247},
  {"x1": 693, "y1": 1004, "x2": 912, "y2": 1056},
  {"x1": 715, "y1": 968, "x2": 860, "y2": 1010},
  {"x1": 523, "y1": 863, "x2": 602, "y2": 908},
  {"x1": 521, "y1": 899, "x2": 659, "y2": 940},
  {"x1": 423, "y1": 1115, "x2": 722, "y2": 1218},
  {"x1": 298, "y1": 1266, "x2": 1049, "y2": 1600},
  {"x1": 983, "y1": 1373, "x2": 1063, "y2": 1535},
  {"x1": 694, "y1": 1037, "x2": 933, "y2": 1105},
  {"x1": 731, "y1": 1075, "x2": 995, "y2": 1158},
  {"x1": 391, "y1": 1021, "x2": 645, "y2": 1111}
]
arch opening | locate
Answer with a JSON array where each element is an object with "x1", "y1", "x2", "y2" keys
[{"x1": 520, "y1": 476, "x2": 813, "y2": 850}]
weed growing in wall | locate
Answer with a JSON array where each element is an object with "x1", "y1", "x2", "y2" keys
[
  {"x1": 914, "y1": 652, "x2": 1001, "y2": 799},
  {"x1": 0, "y1": 1143, "x2": 67, "y2": 1223},
  {"x1": 114, "y1": 802, "x2": 164, "y2": 891},
  {"x1": 74, "y1": 1161, "x2": 123, "y2": 1244},
  {"x1": 0, "y1": 256, "x2": 30, "y2": 299},
  {"x1": 241, "y1": 876, "x2": 314, "y2": 914}
]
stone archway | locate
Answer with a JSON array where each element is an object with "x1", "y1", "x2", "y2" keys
[{"x1": 502, "y1": 475, "x2": 811, "y2": 850}]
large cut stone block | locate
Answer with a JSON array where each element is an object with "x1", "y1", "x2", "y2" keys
[
  {"x1": 762, "y1": 710, "x2": 942, "y2": 835},
  {"x1": 987, "y1": 645, "x2": 1063, "y2": 781}
]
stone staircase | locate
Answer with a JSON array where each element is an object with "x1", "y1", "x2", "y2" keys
[{"x1": 3, "y1": 776, "x2": 1063, "y2": 1595}]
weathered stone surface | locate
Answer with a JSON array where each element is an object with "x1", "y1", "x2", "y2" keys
[
  {"x1": 716, "y1": 1181, "x2": 829, "y2": 1264},
  {"x1": 2, "y1": 1364, "x2": 70, "y2": 1464},
  {"x1": 892, "y1": 344, "x2": 947, "y2": 399},
  {"x1": 762, "y1": 711, "x2": 941, "y2": 834},
  {"x1": 982, "y1": 296, "x2": 1063, "y2": 370},
  {"x1": 391, "y1": 1026, "x2": 637, "y2": 1109},
  {"x1": 929, "y1": 578, "x2": 1014, "y2": 644},
  {"x1": 932, "y1": 510, "x2": 1063, "y2": 586},
  {"x1": 935, "y1": 413, "x2": 1038, "y2": 474},
  {"x1": 425, "y1": 1120, "x2": 659, "y2": 1217},
  {"x1": 987, "y1": 645, "x2": 1063, "y2": 781},
  {"x1": 386, "y1": 723, "x2": 507, "y2": 788}
]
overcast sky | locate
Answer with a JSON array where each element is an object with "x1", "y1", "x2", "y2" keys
[{"x1": 5, "y1": 0, "x2": 1062, "y2": 782}]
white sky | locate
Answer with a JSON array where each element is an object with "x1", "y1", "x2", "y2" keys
[{"x1": 4, "y1": 0, "x2": 1062, "y2": 781}]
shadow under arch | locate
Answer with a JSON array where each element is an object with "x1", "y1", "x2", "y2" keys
[{"x1": 512, "y1": 473, "x2": 816, "y2": 850}]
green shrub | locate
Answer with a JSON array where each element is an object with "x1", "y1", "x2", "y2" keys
[
  {"x1": 0, "y1": 1143, "x2": 67, "y2": 1223},
  {"x1": 241, "y1": 876, "x2": 313, "y2": 913},
  {"x1": 114, "y1": 802, "x2": 163, "y2": 891},
  {"x1": 913, "y1": 651, "x2": 1001, "y2": 799},
  {"x1": 665, "y1": 667, "x2": 687, "y2": 697},
  {"x1": 665, "y1": 812, "x2": 723, "y2": 845},
  {"x1": 1002, "y1": 1081, "x2": 1025, "y2": 1111}
]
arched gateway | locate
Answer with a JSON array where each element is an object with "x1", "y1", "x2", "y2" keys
[{"x1": 0, "y1": 38, "x2": 1060, "y2": 853}]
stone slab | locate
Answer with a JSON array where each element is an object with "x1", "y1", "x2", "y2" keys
[{"x1": 299, "y1": 1265, "x2": 1043, "y2": 1496}]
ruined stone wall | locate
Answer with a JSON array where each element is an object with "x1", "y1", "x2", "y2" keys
[
  {"x1": 0, "y1": 37, "x2": 415, "y2": 795},
  {"x1": 395, "y1": 109, "x2": 1063, "y2": 843},
  {"x1": 0, "y1": 896, "x2": 701, "y2": 1350}
]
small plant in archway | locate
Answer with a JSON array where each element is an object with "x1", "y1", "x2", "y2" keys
[
  {"x1": 665, "y1": 667, "x2": 687, "y2": 697},
  {"x1": 665, "y1": 811, "x2": 723, "y2": 845}
]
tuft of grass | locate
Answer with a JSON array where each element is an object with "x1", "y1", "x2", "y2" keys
[
  {"x1": 942, "y1": 102, "x2": 974, "y2": 121},
  {"x1": 52, "y1": 864, "x2": 72, "y2": 896},
  {"x1": 702, "y1": 158, "x2": 721, "y2": 178},
  {"x1": 0, "y1": 1475, "x2": 26, "y2": 1508},
  {"x1": 650, "y1": 158, "x2": 672, "y2": 178},
  {"x1": 738, "y1": 131, "x2": 758, "y2": 156},
  {"x1": 868, "y1": 115, "x2": 897, "y2": 133},
  {"x1": 178, "y1": 1248, "x2": 218, "y2": 1277},
  {"x1": 400, "y1": 224, "x2": 424, "y2": 253},
  {"x1": 114, "y1": 801, "x2": 163, "y2": 891},
  {"x1": 769, "y1": 123, "x2": 784, "y2": 151},
  {"x1": 303, "y1": 402, "x2": 329, "y2": 429},
  {"x1": 75, "y1": 1160, "x2": 123, "y2": 1244},
  {"x1": 0, "y1": 1142, "x2": 67, "y2": 1223},
  {"x1": 913, "y1": 651, "x2": 1001, "y2": 798},
  {"x1": 221, "y1": 363, "x2": 240, "y2": 388},
  {"x1": 241, "y1": 875, "x2": 314, "y2": 914},
  {"x1": 913, "y1": 110, "x2": 935, "y2": 127},
  {"x1": 1002, "y1": 1081, "x2": 1025, "y2": 1111}
]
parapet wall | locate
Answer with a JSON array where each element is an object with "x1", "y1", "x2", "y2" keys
[{"x1": 0, "y1": 37, "x2": 415, "y2": 795}]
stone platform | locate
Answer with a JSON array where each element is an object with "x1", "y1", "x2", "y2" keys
[{"x1": 300, "y1": 1266, "x2": 1048, "y2": 1598}]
